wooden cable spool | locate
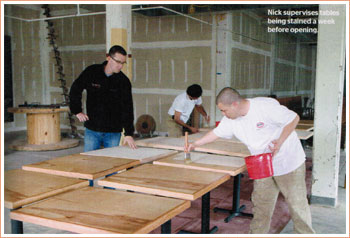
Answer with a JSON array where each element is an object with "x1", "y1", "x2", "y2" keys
[{"x1": 136, "y1": 114, "x2": 156, "y2": 135}]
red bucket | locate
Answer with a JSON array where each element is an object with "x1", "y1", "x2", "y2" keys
[{"x1": 244, "y1": 153, "x2": 274, "y2": 179}]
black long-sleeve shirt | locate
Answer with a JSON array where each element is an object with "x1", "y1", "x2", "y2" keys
[{"x1": 69, "y1": 61, "x2": 135, "y2": 136}]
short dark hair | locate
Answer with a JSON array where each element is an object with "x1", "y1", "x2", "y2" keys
[
  {"x1": 216, "y1": 87, "x2": 242, "y2": 105},
  {"x1": 108, "y1": 45, "x2": 127, "y2": 56},
  {"x1": 187, "y1": 84, "x2": 202, "y2": 98}
]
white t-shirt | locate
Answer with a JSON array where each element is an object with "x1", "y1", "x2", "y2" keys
[
  {"x1": 213, "y1": 97, "x2": 305, "y2": 176},
  {"x1": 168, "y1": 92, "x2": 202, "y2": 123}
]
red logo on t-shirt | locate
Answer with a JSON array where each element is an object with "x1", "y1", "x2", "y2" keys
[{"x1": 256, "y1": 122, "x2": 264, "y2": 128}]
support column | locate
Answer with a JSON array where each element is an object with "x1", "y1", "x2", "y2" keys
[
  {"x1": 106, "y1": 4, "x2": 132, "y2": 78},
  {"x1": 214, "y1": 13, "x2": 231, "y2": 122},
  {"x1": 311, "y1": 4, "x2": 346, "y2": 207}
]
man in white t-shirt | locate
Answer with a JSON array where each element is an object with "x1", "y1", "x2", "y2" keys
[
  {"x1": 167, "y1": 84, "x2": 210, "y2": 137},
  {"x1": 186, "y1": 87, "x2": 314, "y2": 234}
]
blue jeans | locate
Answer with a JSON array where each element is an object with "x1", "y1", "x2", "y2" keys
[{"x1": 84, "y1": 128, "x2": 121, "y2": 152}]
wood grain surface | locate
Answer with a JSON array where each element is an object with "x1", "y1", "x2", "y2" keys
[
  {"x1": 298, "y1": 120, "x2": 314, "y2": 126},
  {"x1": 22, "y1": 154, "x2": 140, "y2": 180},
  {"x1": 296, "y1": 130, "x2": 314, "y2": 140},
  {"x1": 98, "y1": 164, "x2": 230, "y2": 200},
  {"x1": 154, "y1": 152, "x2": 246, "y2": 176},
  {"x1": 296, "y1": 124, "x2": 314, "y2": 131},
  {"x1": 5, "y1": 169, "x2": 88, "y2": 209},
  {"x1": 10, "y1": 187, "x2": 190, "y2": 234},
  {"x1": 81, "y1": 145, "x2": 178, "y2": 163},
  {"x1": 7, "y1": 107, "x2": 69, "y2": 114},
  {"x1": 135, "y1": 137, "x2": 250, "y2": 157}
]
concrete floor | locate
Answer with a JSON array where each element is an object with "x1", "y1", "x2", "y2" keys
[{"x1": 2, "y1": 131, "x2": 348, "y2": 235}]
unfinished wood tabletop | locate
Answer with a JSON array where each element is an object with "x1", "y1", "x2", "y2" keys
[
  {"x1": 296, "y1": 130, "x2": 314, "y2": 140},
  {"x1": 296, "y1": 124, "x2": 314, "y2": 131},
  {"x1": 135, "y1": 136, "x2": 250, "y2": 157},
  {"x1": 22, "y1": 154, "x2": 140, "y2": 180},
  {"x1": 81, "y1": 145, "x2": 178, "y2": 163},
  {"x1": 10, "y1": 187, "x2": 190, "y2": 234},
  {"x1": 98, "y1": 164, "x2": 230, "y2": 200},
  {"x1": 5, "y1": 169, "x2": 88, "y2": 209},
  {"x1": 298, "y1": 120, "x2": 314, "y2": 126},
  {"x1": 154, "y1": 152, "x2": 246, "y2": 176}
]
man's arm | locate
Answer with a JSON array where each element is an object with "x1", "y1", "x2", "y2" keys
[
  {"x1": 186, "y1": 130, "x2": 219, "y2": 152},
  {"x1": 269, "y1": 114, "x2": 300, "y2": 156},
  {"x1": 195, "y1": 104, "x2": 210, "y2": 123},
  {"x1": 174, "y1": 111, "x2": 199, "y2": 133},
  {"x1": 69, "y1": 68, "x2": 89, "y2": 122}
]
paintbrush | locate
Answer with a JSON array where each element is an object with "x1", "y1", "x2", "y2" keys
[{"x1": 184, "y1": 132, "x2": 191, "y2": 163}]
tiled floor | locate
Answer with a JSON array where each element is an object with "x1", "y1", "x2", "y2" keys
[{"x1": 2, "y1": 131, "x2": 347, "y2": 235}]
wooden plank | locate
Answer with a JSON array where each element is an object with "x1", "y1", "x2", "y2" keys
[
  {"x1": 98, "y1": 164, "x2": 230, "y2": 201},
  {"x1": 186, "y1": 131, "x2": 242, "y2": 143},
  {"x1": 154, "y1": 152, "x2": 246, "y2": 176},
  {"x1": 298, "y1": 120, "x2": 314, "y2": 126},
  {"x1": 296, "y1": 130, "x2": 314, "y2": 140},
  {"x1": 22, "y1": 154, "x2": 140, "y2": 180},
  {"x1": 135, "y1": 137, "x2": 250, "y2": 157},
  {"x1": 81, "y1": 145, "x2": 178, "y2": 164},
  {"x1": 10, "y1": 187, "x2": 190, "y2": 234},
  {"x1": 195, "y1": 140, "x2": 250, "y2": 157},
  {"x1": 5, "y1": 169, "x2": 88, "y2": 209},
  {"x1": 296, "y1": 124, "x2": 314, "y2": 131}
]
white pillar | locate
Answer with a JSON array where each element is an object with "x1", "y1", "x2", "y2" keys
[
  {"x1": 214, "y1": 13, "x2": 231, "y2": 122},
  {"x1": 311, "y1": 4, "x2": 346, "y2": 207},
  {"x1": 106, "y1": 4, "x2": 132, "y2": 78}
]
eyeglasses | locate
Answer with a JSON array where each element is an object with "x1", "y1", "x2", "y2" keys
[{"x1": 110, "y1": 55, "x2": 127, "y2": 65}]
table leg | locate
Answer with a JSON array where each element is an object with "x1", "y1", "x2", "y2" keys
[
  {"x1": 161, "y1": 220, "x2": 171, "y2": 234},
  {"x1": 89, "y1": 180, "x2": 94, "y2": 187},
  {"x1": 11, "y1": 209, "x2": 23, "y2": 234},
  {"x1": 179, "y1": 192, "x2": 218, "y2": 234},
  {"x1": 213, "y1": 174, "x2": 253, "y2": 222}
]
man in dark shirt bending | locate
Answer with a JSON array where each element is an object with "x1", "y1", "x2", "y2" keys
[{"x1": 69, "y1": 45, "x2": 137, "y2": 151}]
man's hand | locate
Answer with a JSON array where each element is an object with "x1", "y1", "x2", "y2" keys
[
  {"x1": 204, "y1": 115, "x2": 211, "y2": 124},
  {"x1": 190, "y1": 127, "x2": 199, "y2": 133},
  {"x1": 268, "y1": 139, "x2": 282, "y2": 157},
  {"x1": 76, "y1": 112, "x2": 89, "y2": 122},
  {"x1": 123, "y1": 136, "x2": 138, "y2": 149},
  {"x1": 185, "y1": 143, "x2": 196, "y2": 153}
]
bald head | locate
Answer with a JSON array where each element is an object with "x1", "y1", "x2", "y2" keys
[{"x1": 216, "y1": 87, "x2": 243, "y2": 105}]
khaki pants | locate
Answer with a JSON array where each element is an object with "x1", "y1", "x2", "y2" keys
[
  {"x1": 166, "y1": 116, "x2": 183, "y2": 137},
  {"x1": 249, "y1": 163, "x2": 315, "y2": 234}
]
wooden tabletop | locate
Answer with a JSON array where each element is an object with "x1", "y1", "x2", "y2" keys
[
  {"x1": 5, "y1": 169, "x2": 88, "y2": 209},
  {"x1": 10, "y1": 187, "x2": 190, "y2": 234},
  {"x1": 296, "y1": 130, "x2": 314, "y2": 140},
  {"x1": 296, "y1": 124, "x2": 314, "y2": 131},
  {"x1": 98, "y1": 164, "x2": 230, "y2": 200},
  {"x1": 22, "y1": 154, "x2": 140, "y2": 180},
  {"x1": 154, "y1": 152, "x2": 246, "y2": 176},
  {"x1": 298, "y1": 120, "x2": 314, "y2": 126},
  {"x1": 7, "y1": 107, "x2": 69, "y2": 114},
  {"x1": 135, "y1": 137, "x2": 250, "y2": 157},
  {"x1": 81, "y1": 145, "x2": 178, "y2": 164}
]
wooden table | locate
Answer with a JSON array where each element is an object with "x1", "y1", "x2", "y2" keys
[
  {"x1": 22, "y1": 154, "x2": 141, "y2": 186},
  {"x1": 154, "y1": 152, "x2": 252, "y2": 222},
  {"x1": 10, "y1": 187, "x2": 190, "y2": 234},
  {"x1": 296, "y1": 130, "x2": 314, "y2": 140},
  {"x1": 5, "y1": 169, "x2": 88, "y2": 233},
  {"x1": 135, "y1": 137, "x2": 250, "y2": 157},
  {"x1": 7, "y1": 107, "x2": 79, "y2": 151},
  {"x1": 98, "y1": 164, "x2": 230, "y2": 234},
  {"x1": 298, "y1": 120, "x2": 314, "y2": 126},
  {"x1": 81, "y1": 145, "x2": 178, "y2": 164},
  {"x1": 296, "y1": 124, "x2": 314, "y2": 131}
]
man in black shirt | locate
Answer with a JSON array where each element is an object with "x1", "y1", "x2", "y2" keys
[{"x1": 69, "y1": 45, "x2": 137, "y2": 151}]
